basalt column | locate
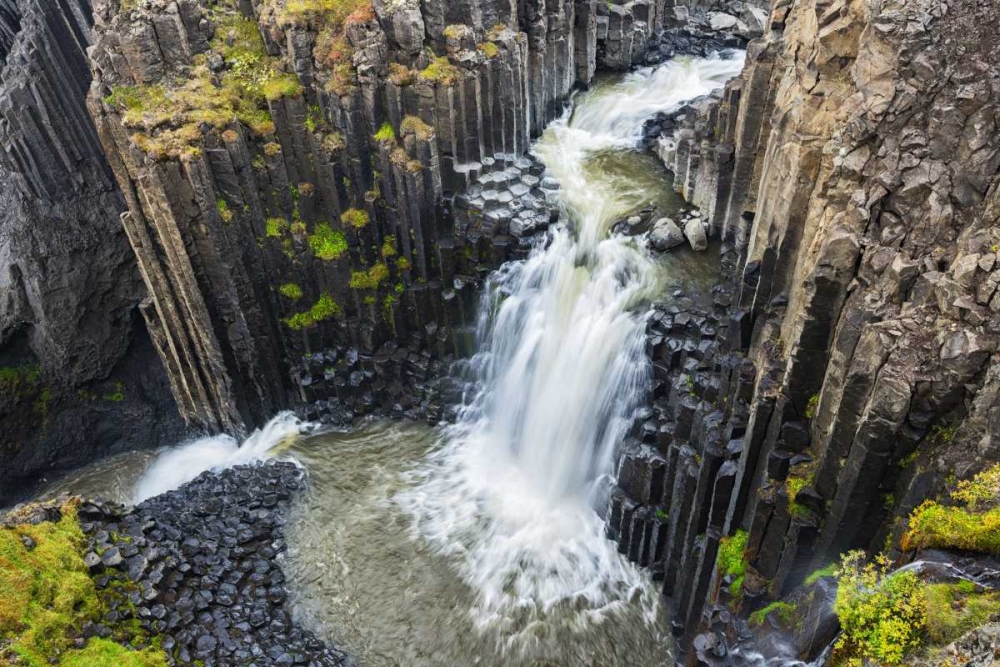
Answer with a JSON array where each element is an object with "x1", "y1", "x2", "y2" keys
[
  {"x1": 611, "y1": 0, "x2": 1000, "y2": 650},
  {"x1": 86, "y1": 0, "x2": 672, "y2": 433},
  {"x1": 0, "y1": 0, "x2": 182, "y2": 502}
]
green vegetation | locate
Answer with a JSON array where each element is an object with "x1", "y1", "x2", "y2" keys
[
  {"x1": 805, "y1": 393, "x2": 819, "y2": 420},
  {"x1": 833, "y1": 552, "x2": 925, "y2": 666},
  {"x1": 717, "y1": 529, "x2": 748, "y2": 598},
  {"x1": 749, "y1": 601, "x2": 796, "y2": 627},
  {"x1": 904, "y1": 464, "x2": 1000, "y2": 554},
  {"x1": 266, "y1": 217, "x2": 289, "y2": 238},
  {"x1": 305, "y1": 105, "x2": 325, "y2": 133},
  {"x1": 341, "y1": 208, "x2": 370, "y2": 229},
  {"x1": 784, "y1": 461, "x2": 816, "y2": 519},
  {"x1": 349, "y1": 262, "x2": 389, "y2": 290},
  {"x1": 0, "y1": 365, "x2": 41, "y2": 397},
  {"x1": 308, "y1": 223, "x2": 348, "y2": 260},
  {"x1": 400, "y1": 115, "x2": 434, "y2": 140},
  {"x1": 103, "y1": 2, "x2": 310, "y2": 160},
  {"x1": 396, "y1": 256, "x2": 411, "y2": 271},
  {"x1": 478, "y1": 41, "x2": 499, "y2": 58},
  {"x1": 0, "y1": 501, "x2": 167, "y2": 666},
  {"x1": 216, "y1": 199, "x2": 234, "y2": 223},
  {"x1": 380, "y1": 235, "x2": 398, "y2": 259},
  {"x1": 279, "y1": 283, "x2": 304, "y2": 300},
  {"x1": 924, "y1": 580, "x2": 1000, "y2": 645},
  {"x1": 260, "y1": 0, "x2": 374, "y2": 96},
  {"x1": 804, "y1": 563, "x2": 837, "y2": 586},
  {"x1": 373, "y1": 122, "x2": 396, "y2": 143},
  {"x1": 419, "y1": 56, "x2": 462, "y2": 85},
  {"x1": 103, "y1": 381, "x2": 125, "y2": 402},
  {"x1": 1, "y1": 365, "x2": 50, "y2": 427},
  {"x1": 284, "y1": 294, "x2": 341, "y2": 330},
  {"x1": 831, "y1": 550, "x2": 1000, "y2": 666}
]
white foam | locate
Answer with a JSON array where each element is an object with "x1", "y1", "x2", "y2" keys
[
  {"x1": 133, "y1": 411, "x2": 304, "y2": 503},
  {"x1": 397, "y1": 52, "x2": 746, "y2": 649}
]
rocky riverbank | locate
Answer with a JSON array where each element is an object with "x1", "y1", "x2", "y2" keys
[{"x1": 1, "y1": 461, "x2": 353, "y2": 667}]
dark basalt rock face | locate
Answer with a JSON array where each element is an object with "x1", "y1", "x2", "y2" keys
[
  {"x1": 0, "y1": 0, "x2": 183, "y2": 505},
  {"x1": 81, "y1": 0, "x2": 754, "y2": 436},
  {"x1": 604, "y1": 0, "x2": 1000, "y2": 662},
  {"x1": 79, "y1": 461, "x2": 353, "y2": 667}
]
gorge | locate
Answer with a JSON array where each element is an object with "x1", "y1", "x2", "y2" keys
[{"x1": 1, "y1": 0, "x2": 999, "y2": 666}]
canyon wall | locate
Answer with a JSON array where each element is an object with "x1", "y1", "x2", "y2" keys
[
  {"x1": 83, "y1": 0, "x2": 700, "y2": 433},
  {"x1": 0, "y1": 0, "x2": 182, "y2": 503},
  {"x1": 607, "y1": 0, "x2": 1000, "y2": 657}
]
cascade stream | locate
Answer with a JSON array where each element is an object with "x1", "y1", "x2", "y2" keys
[{"x1": 33, "y1": 53, "x2": 746, "y2": 666}]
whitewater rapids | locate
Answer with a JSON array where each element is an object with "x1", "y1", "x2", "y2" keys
[{"x1": 395, "y1": 52, "x2": 746, "y2": 651}]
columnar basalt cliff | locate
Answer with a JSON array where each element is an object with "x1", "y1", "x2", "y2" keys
[
  {"x1": 0, "y1": 0, "x2": 182, "y2": 503},
  {"x1": 606, "y1": 0, "x2": 1000, "y2": 660},
  {"x1": 83, "y1": 0, "x2": 733, "y2": 433}
]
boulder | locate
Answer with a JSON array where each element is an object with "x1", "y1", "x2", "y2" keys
[
  {"x1": 649, "y1": 218, "x2": 685, "y2": 251},
  {"x1": 684, "y1": 219, "x2": 708, "y2": 252},
  {"x1": 708, "y1": 12, "x2": 738, "y2": 31}
]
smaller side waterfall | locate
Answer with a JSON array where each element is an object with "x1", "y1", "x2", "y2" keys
[{"x1": 133, "y1": 412, "x2": 305, "y2": 503}]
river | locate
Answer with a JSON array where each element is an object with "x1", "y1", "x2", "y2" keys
[{"x1": 32, "y1": 52, "x2": 745, "y2": 667}]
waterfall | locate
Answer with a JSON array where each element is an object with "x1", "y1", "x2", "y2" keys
[
  {"x1": 133, "y1": 411, "x2": 305, "y2": 503},
  {"x1": 396, "y1": 52, "x2": 746, "y2": 648}
]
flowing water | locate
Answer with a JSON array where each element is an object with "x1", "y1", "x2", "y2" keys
[{"x1": 26, "y1": 53, "x2": 746, "y2": 667}]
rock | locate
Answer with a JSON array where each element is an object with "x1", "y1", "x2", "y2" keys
[
  {"x1": 684, "y1": 219, "x2": 708, "y2": 252},
  {"x1": 649, "y1": 218, "x2": 686, "y2": 251},
  {"x1": 707, "y1": 12, "x2": 738, "y2": 31}
]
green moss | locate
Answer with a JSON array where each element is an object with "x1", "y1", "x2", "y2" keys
[
  {"x1": 308, "y1": 223, "x2": 348, "y2": 260},
  {"x1": 904, "y1": 464, "x2": 1000, "y2": 554},
  {"x1": 396, "y1": 256, "x2": 411, "y2": 271},
  {"x1": 216, "y1": 199, "x2": 234, "y2": 223},
  {"x1": 341, "y1": 208, "x2": 370, "y2": 229},
  {"x1": 717, "y1": 529, "x2": 748, "y2": 599},
  {"x1": 784, "y1": 461, "x2": 816, "y2": 519},
  {"x1": 264, "y1": 0, "x2": 373, "y2": 30},
  {"x1": 103, "y1": 5, "x2": 312, "y2": 160},
  {"x1": 399, "y1": 115, "x2": 434, "y2": 140},
  {"x1": 373, "y1": 122, "x2": 396, "y2": 143},
  {"x1": 905, "y1": 502, "x2": 1000, "y2": 554},
  {"x1": 305, "y1": 105, "x2": 325, "y2": 133},
  {"x1": 266, "y1": 217, "x2": 289, "y2": 238},
  {"x1": 478, "y1": 41, "x2": 499, "y2": 58},
  {"x1": 0, "y1": 365, "x2": 41, "y2": 398},
  {"x1": 924, "y1": 581, "x2": 1000, "y2": 646},
  {"x1": 262, "y1": 73, "x2": 303, "y2": 100},
  {"x1": 279, "y1": 283, "x2": 304, "y2": 300},
  {"x1": 749, "y1": 601, "x2": 796, "y2": 627},
  {"x1": 103, "y1": 382, "x2": 125, "y2": 403},
  {"x1": 284, "y1": 294, "x2": 341, "y2": 330},
  {"x1": 0, "y1": 502, "x2": 168, "y2": 666},
  {"x1": 804, "y1": 394, "x2": 819, "y2": 420},
  {"x1": 349, "y1": 262, "x2": 388, "y2": 290},
  {"x1": 58, "y1": 638, "x2": 167, "y2": 667},
  {"x1": 380, "y1": 235, "x2": 398, "y2": 259},
  {"x1": 419, "y1": 56, "x2": 462, "y2": 85},
  {"x1": 833, "y1": 552, "x2": 925, "y2": 666},
  {"x1": 804, "y1": 563, "x2": 837, "y2": 586}
]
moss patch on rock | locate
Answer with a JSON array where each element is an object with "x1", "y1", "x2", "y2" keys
[
  {"x1": 904, "y1": 464, "x2": 1000, "y2": 554},
  {"x1": 0, "y1": 501, "x2": 168, "y2": 666}
]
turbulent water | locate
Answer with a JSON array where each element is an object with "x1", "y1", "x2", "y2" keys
[{"x1": 32, "y1": 53, "x2": 745, "y2": 667}]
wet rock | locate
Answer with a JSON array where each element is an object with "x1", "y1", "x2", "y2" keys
[
  {"x1": 80, "y1": 462, "x2": 351, "y2": 666},
  {"x1": 708, "y1": 12, "x2": 738, "y2": 31},
  {"x1": 684, "y1": 219, "x2": 708, "y2": 252},
  {"x1": 650, "y1": 218, "x2": 686, "y2": 251}
]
